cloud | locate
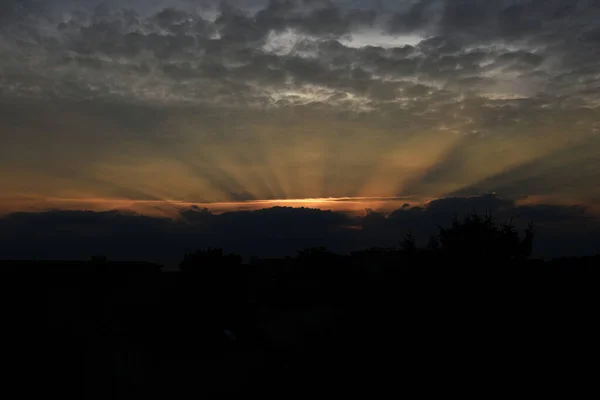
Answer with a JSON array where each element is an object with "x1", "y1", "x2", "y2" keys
[
  {"x1": 1, "y1": 194, "x2": 598, "y2": 266},
  {"x1": 0, "y1": 0, "x2": 598, "y2": 109},
  {"x1": 0, "y1": 1, "x2": 599, "y2": 216}
]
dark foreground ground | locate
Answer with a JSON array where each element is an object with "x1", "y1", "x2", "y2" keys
[{"x1": 2, "y1": 258, "x2": 599, "y2": 397}]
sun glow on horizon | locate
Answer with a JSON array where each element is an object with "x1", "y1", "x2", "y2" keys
[{"x1": 0, "y1": 195, "x2": 426, "y2": 218}]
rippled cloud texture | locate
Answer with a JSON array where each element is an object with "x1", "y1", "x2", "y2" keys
[{"x1": 1, "y1": 1, "x2": 600, "y2": 245}]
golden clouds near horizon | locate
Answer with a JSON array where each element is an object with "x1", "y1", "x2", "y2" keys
[
  {"x1": 1, "y1": 102, "x2": 599, "y2": 216},
  {"x1": 0, "y1": 196, "x2": 424, "y2": 218}
]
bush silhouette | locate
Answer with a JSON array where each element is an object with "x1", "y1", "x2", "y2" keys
[
  {"x1": 437, "y1": 213, "x2": 534, "y2": 263},
  {"x1": 400, "y1": 229, "x2": 417, "y2": 256}
]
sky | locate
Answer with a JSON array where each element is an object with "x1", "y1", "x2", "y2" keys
[{"x1": 1, "y1": 0, "x2": 600, "y2": 261}]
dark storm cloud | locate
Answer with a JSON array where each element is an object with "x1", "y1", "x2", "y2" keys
[
  {"x1": 1, "y1": 0, "x2": 598, "y2": 109},
  {"x1": 253, "y1": 0, "x2": 378, "y2": 36},
  {"x1": 388, "y1": 0, "x2": 594, "y2": 41},
  {"x1": 1, "y1": 194, "x2": 598, "y2": 265},
  {"x1": 385, "y1": 1, "x2": 600, "y2": 99}
]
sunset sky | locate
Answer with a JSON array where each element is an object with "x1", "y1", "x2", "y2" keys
[{"x1": 1, "y1": 1, "x2": 599, "y2": 261}]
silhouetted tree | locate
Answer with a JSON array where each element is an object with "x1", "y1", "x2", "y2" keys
[
  {"x1": 437, "y1": 212, "x2": 534, "y2": 264},
  {"x1": 426, "y1": 235, "x2": 439, "y2": 252},
  {"x1": 519, "y1": 221, "x2": 536, "y2": 260},
  {"x1": 400, "y1": 229, "x2": 417, "y2": 255}
]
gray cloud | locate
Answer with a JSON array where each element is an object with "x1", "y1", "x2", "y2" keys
[{"x1": 0, "y1": 0, "x2": 597, "y2": 110}]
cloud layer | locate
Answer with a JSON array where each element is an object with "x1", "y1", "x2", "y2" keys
[
  {"x1": 2, "y1": 0, "x2": 600, "y2": 108},
  {"x1": 1, "y1": 194, "x2": 598, "y2": 265},
  {"x1": 0, "y1": 1, "x2": 599, "y2": 222}
]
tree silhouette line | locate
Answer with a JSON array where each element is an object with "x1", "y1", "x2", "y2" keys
[{"x1": 179, "y1": 212, "x2": 538, "y2": 274}]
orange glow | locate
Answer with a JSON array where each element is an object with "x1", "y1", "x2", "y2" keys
[{"x1": 0, "y1": 196, "x2": 425, "y2": 218}]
